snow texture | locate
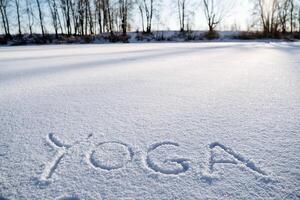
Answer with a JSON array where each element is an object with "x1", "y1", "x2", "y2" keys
[{"x1": 0, "y1": 42, "x2": 300, "y2": 200}]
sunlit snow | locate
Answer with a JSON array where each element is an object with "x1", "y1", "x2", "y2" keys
[{"x1": 0, "y1": 42, "x2": 299, "y2": 200}]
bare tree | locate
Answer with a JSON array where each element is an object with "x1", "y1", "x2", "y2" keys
[
  {"x1": 15, "y1": 0, "x2": 22, "y2": 35},
  {"x1": 253, "y1": 0, "x2": 300, "y2": 35},
  {"x1": 94, "y1": 0, "x2": 103, "y2": 34},
  {"x1": 144, "y1": 0, "x2": 153, "y2": 33},
  {"x1": 84, "y1": 0, "x2": 88, "y2": 35},
  {"x1": 120, "y1": 0, "x2": 128, "y2": 35},
  {"x1": 47, "y1": 0, "x2": 60, "y2": 37},
  {"x1": 87, "y1": 0, "x2": 94, "y2": 35},
  {"x1": 25, "y1": 0, "x2": 34, "y2": 35},
  {"x1": 298, "y1": 5, "x2": 300, "y2": 31},
  {"x1": 118, "y1": 0, "x2": 133, "y2": 35},
  {"x1": 1, "y1": 0, "x2": 299, "y2": 39},
  {"x1": 289, "y1": 0, "x2": 295, "y2": 33},
  {"x1": 60, "y1": 0, "x2": 72, "y2": 35},
  {"x1": 201, "y1": 0, "x2": 234, "y2": 32},
  {"x1": 0, "y1": 0, "x2": 10, "y2": 36},
  {"x1": 136, "y1": 0, "x2": 156, "y2": 33},
  {"x1": 176, "y1": 0, "x2": 194, "y2": 32},
  {"x1": 278, "y1": 0, "x2": 297, "y2": 33},
  {"x1": 70, "y1": 0, "x2": 78, "y2": 35},
  {"x1": 105, "y1": 0, "x2": 115, "y2": 34},
  {"x1": 253, "y1": 0, "x2": 281, "y2": 36},
  {"x1": 96, "y1": 0, "x2": 116, "y2": 34},
  {"x1": 177, "y1": 0, "x2": 186, "y2": 32},
  {"x1": 136, "y1": 0, "x2": 144, "y2": 32},
  {"x1": 36, "y1": 0, "x2": 45, "y2": 37},
  {"x1": 278, "y1": 0, "x2": 290, "y2": 33}
]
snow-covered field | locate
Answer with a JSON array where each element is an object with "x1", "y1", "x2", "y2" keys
[{"x1": 0, "y1": 42, "x2": 299, "y2": 200}]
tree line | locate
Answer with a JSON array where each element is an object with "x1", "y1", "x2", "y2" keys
[{"x1": 1, "y1": 0, "x2": 300, "y2": 39}]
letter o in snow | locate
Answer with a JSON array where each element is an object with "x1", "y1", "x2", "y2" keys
[{"x1": 89, "y1": 142, "x2": 134, "y2": 171}]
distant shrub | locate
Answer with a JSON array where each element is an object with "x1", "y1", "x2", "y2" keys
[
  {"x1": 185, "y1": 31, "x2": 197, "y2": 41},
  {"x1": 0, "y1": 35, "x2": 8, "y2": 45},
  {"x1": 83, "y1": 35, "x2": 93, "y2": 43},
  {"x1": 280, "y1": 32, "x2": 300, "y2": 41},
  {"x1": 154, "y1": 31, "x2": 166, "y2": 41},
  {"x1": 0, "y1": 30, "x2": 299, "y2": 46},
  {"x1": 203, "y1": 31, "x2": 219, "y2": 40},
  {"x1": 136, "y1": 32, "x2": 153, "y2": 41},
  {"x1": 233, "y1": 31, "x2": 266, "y2": 40},
  {"x1": 232, "y1": 31, "x2": 300, "y2": 40},
  {"x1": 31, "y1": 34, "x2": 51, "y2": 44},
  {"x1": 9, "y1": 39, "x2": 27, "y2": 46},
  {"x1": 173, "y1": 31, "x2": 197, "y2": 41},
  {"x1": 293, "y1": 33, "x2": 300, "y2": 40},
  {"x1": 105, "y1": 34, "x2": 130, "y2": 43}
]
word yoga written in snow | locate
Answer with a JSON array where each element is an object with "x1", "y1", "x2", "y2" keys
[{"x1": 37, "y1": 133, "x2": 269, "y2": 185}]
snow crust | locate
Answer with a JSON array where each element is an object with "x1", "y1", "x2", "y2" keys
[{"x1": 0, "y1": 42, "x2": 300, "y2": 199}]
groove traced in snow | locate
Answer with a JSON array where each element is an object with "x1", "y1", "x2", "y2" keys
[
  {"x1": 47, "y1": 133, "x2": 72, "y2": 149},
  {"x1": 146, "y1": 141, "x2": 190, "y2": 175},
  {"x1": 40, "y1": 149, "x2": 65, "y2": 181},
  {"x1": 56, "y1": 196, "x2": 81, "y2": 200},
  {"x1": 209, "y1": 142, "x2": 267, "y2": 176},
  {"x1": 88, "y1": 141, "x2": 134, "y2": 171},
  {"x1": 38, "y1": 133, "x2": 93, "y2": 184},
  {"x1": 283, "y1": 189, "x2": 300, "y2": 200}
]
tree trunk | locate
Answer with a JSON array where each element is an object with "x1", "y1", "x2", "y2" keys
[
  {"x1": 290, "y1": 0, "x2": 294, "y2": 33},
  {"x1": 0, "y1": 0, "x2": 10, "y2": 36},
  {"x1": 182, "y1": 1, "x2": 185, "y2": 32},
  {"x1": 36, "y1": 0, "x2": 45, "y2": 37},
  {"x1": 138, "y1": 5, "x2": 144, "y2": 32},
  {"x1": 15, "y1": 0, "x2": 22, "y2": 36},
  {"x1": 0, "y1": 3, "x2": 8, "y2": 35},
  {"x1": 25, "y1": 0, "x2": 33, "y2": 35}
]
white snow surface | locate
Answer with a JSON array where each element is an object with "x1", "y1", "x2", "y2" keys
[{"x1": 0, "y1": 42, "x2": 299, "y2": 200}]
